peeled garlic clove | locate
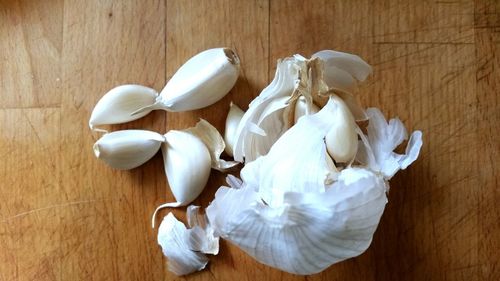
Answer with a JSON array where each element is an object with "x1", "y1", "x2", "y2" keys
[
  {"x1": 89, "y1": 85, "x2": 158, "y2": 131},
  {"x1": 162, "y1": 130, "x2": 211, "y2": 207},
  {"x1": 134, "y1": 48, "x2": 240, "y2": 115},
  {"x1": 324, "y1": 95, "x2": 358, "y2": 164},
  {"x1": 93, "y1": 130, "x2": 165, "y2": 170},
  {"x1": 294, "y1": 96, "x2": 319, "y2": 123},
  {"x1": 224, "y1": 102, "x2": 244, "y2": 157},
  {"x1": 184, "y1": 119, "x2": 238, "y2": 171}
]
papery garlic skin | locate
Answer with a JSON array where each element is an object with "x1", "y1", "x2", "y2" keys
[
  {"x1": 157, "y1": 213, "x2": 209, "y2": 276},
  {"x1": 233, "y1": 58, "x2": 301, "y2": 162},
  {"x1": 134, "y1": 48, "x2": 240, "y2": 114},
  {"x1": 162, "y1": 130, "x2": 211, "y2": 207},
  {"x1": 224, "y1": 102, "x2": 245, "y2": 157},
  {"x1": 89, "y1": 85, "x2": 158, "y2": 131},
  {"x1": 325, "y1": 95, "x2": 358, "y2": 163},
  {"x1": 93, "y1": 130, "x2": 164, "y2": 170},
  {"x1": 184, "y1": 119, "x2": 238, "y2": 171},
  {"x1": 357, "y1": 108, "x2": 423, "y2": 179},
  {"x1": 312, "y1": 50, "x2": 372, "y2": 93}
]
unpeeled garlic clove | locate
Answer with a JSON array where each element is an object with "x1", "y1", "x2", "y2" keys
[
  {"x1": 133, "y1": 48, "x2": 240, "y2": 115},
  {"x1": 89, "y1": 85, "x2": 158, "y2": 131},
  {"x1": 151, "y1": 130, "x2": 212, "y2": 228},
  {"x1": 161, "y1": 130, "x2": 211, "y2": 207},
  {"x1": 294, "y1": 96, "x2": 320, "y2": 123},
  {"x1": 325, "y1": 95, "x2": 358, "y2": 163},
  {"x1": 224, "y1": 102, "x2": 245, "y2": 157},
  {"x1": 93, "y1": 130, "x2": 165, "y2": 170}
]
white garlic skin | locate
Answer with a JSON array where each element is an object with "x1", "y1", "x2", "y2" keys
[
  {"x1": 224, "y1": 102, "x2": 245, "y2": 157},
  {"x1": 325, "y1": 96, "x2": 358, "y2": 163},
  {"x1": 93, "y1": 130, "x2": 165, "y2": 170},
  {"x1": 159, "y1": 48, "x2": 240, "y2": 111},
  {"x1": 162, "y1": 130, "x2": 211, "y2": 206},
  {"x1": 294, "y1": 96, "x2": 320, "y2": 123},
  {"x1": 89, "y1": 84, "x2": 158, "y2": 130}
]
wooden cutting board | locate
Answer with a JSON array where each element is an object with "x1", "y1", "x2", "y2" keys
[{"x1": 0, "y1": 0, "x2": 498, "y2": 280}]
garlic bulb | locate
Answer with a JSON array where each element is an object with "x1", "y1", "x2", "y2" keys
[
  {"x1": 325, "y1": 95, "x2": 358, "y2": 163},
  {"x1": 134, "y1": 48, "x2": 240, "y2": 115},
  {"x1": 160, "y1": 130, "x2": 211, "y2": 208},
  {"x1": 89, "y1": 85, "x2": 158, "y2": 131},
  {"x1": 93, "y1": 130, "x2": 165, "y2": 170},
  {"x1": 224, "y1": 102, "x2": 245, "y2": 157}
]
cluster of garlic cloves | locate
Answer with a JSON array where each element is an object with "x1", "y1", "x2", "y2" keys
[
  {"x1": 89, "y1": 48, "x2": 240, "y2": 132},
  {"x1": 89, "y1": 48, "x2": 240, "y2": 230},
  {"x1": 89, "y1": 47, "x2": 423, "y2": 276}
]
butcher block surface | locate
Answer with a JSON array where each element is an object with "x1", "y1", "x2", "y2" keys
[{"x1": 0, "y1": 0, "x2": 498, "y2": 280}]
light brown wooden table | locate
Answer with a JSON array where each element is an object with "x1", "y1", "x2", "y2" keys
[{"x1": 1, "y1": 1, "x2": 498, "y2": 280}]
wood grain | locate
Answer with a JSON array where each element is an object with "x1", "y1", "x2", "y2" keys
[{"x1": 0, "y1": 0, "x2": 498, "y2": 280}]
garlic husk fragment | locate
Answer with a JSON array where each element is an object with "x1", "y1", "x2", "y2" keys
[
  {"x1": 184, "y1": 119, "x2": 238, "y2": 171},
  {"x1": 294, "y1": 96, "x2": 319, "y2": 123},
  {"x1": 93, "y1": 130, "x2": 165, "y2": 170},
  {"x1": 157, "y1": 213, "x2": 209, "y2": 276},
  {"x1": 325, "y1": 95, "x2": 358, "y2": 163},
  {"x1": 186, "y1": 206, "x2": 219, "y2": 255},
  {"x1": 224, "y1": 102, "x2": 245, "y2": 157},
  {"x1": 89, "y1": 85, "x2": 158, "y2": 131},
  {"x1": 312, "y1": 50, "x2": 372, "y2": 93},
  {"x1": 356, "y1": 108, "x2": 423, "y2": 179},
  {"x1": 160, "y1": 130, "x2": 211, "y2": 208},
  {"x1": 134, "y1": 48, "x2": 240, "y2": 115}
]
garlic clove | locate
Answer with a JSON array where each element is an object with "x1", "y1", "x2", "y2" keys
[
  {"x1": 312, "y1": 50, "x2": 372, "y2": 93},
  {"x1": 89, "y1": 85, "x2": 158, "y2": 131},
  {"x1": 184, "y1": 119, "x2": 238, "y2": 171},
  {"x1": 157, "y1": 213, "x2": 209, "y2": 276},
  {"x1": 294, "y1": 96, "x2": 320, "y2": 123},
  {"x1": 93, "y1": 130, "x2": 165, "y2": 170},
  {"x1": 161, "y1": 130, "x2": 211, "y2": 207},
  {"x1": 134, "y1": 48, "x2": 240, "y2": 115},
  {"x1": 224, "y1": 102, "x2": 245, "y2": 157},
  {"x1": 325, "y1": 95, "x2": 358, "y2": 164}
]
